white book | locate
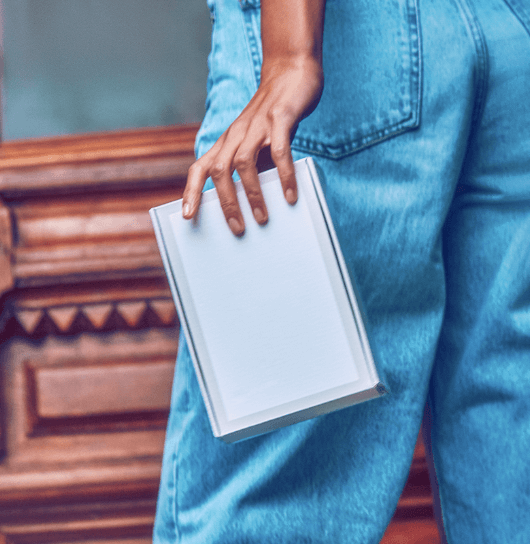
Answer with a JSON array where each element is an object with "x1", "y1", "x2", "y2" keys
[{"x1": 150, "y1": 157, "x2": 387, "y2": 442}]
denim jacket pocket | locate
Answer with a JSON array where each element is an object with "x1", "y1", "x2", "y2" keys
[{"x1": 240, "y1": 0, "x2": 422, "y2": 160}]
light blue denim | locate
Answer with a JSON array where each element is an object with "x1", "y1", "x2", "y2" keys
[{"x1": 154, "y1": 0, "x2": 530, "y2": 541}]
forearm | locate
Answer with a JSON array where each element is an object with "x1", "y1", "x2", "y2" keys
[{"x1": 261, "y1": 0, "x2": 326, "y2": 73}]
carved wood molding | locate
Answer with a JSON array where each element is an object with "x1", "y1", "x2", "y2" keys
[
  {"x1": 0, "y1": 125, "x2": 198, "y2": 337},
  {"x1": 2, "y1": 279, "x2": 177, "y2": 336},
  {"x1": 0, "y1": 461, "x2": 162, "y2": 506},
  {"x1": 0, "y1": 124, "x2": 198, "y2": 195}
]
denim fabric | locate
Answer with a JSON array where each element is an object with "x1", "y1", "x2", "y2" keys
[{"x1": 154, "y1": 0, "x2": 530, "y2": 542}]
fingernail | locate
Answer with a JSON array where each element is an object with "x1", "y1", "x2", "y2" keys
[
  {"x1": 286, "y1": 188, "x2": 297, "y2": 204},
  {"x1": 182, "y1": 203, "x2": 191, "y2": 217},
  {"x1": 228, "y1": 217, "x2": 244, "y2": 236},
  {"x1": 253, "y1": 207, "x2": 266, "y2": 224}
]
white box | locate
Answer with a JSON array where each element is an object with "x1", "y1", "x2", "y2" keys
[{"x1": 150, "y1": 157, "x2": 387, "y2": 442}]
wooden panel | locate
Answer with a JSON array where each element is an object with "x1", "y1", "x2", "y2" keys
[
  {"x1": 31, "y1": 360, "x2": 174, "y2": 418},
  {"x1": 0, "y1": 498, "x2": 156, "y2": 544},
  {"x1": 17, "y1": 211, "x2": 152, "y2": 247},
  {"x1": 0, "y1": 328, "x2": 178, "y2": 507},
  {"x1": 10, "y1": 187, "x2": 181, "y2": 288},
  {"x1": 0, "y1": 464, "x2": 161, "y2": 506},
  {"x1": 1, "y1": 517, "x2": 153, "y2": 544},
  {"x1": 25, "y1": 357, "x2": 174, "y2": 436}
]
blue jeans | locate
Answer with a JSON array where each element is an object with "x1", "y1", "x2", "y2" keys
[{"x1": 154, "y1": 0, "x2": 530, "y2": 542}]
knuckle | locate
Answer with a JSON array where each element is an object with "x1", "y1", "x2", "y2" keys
[
  {"x1": 244, "y1": 186, "x2": 262, "y2": 203},
  {"x1": 271, "y1": 143, "x2": 290, "y2": 160},
  {"x1": 234, "y1": 153, "x2": 254, "y2": 171},
  {"x1": 226, "y1": 119, "x2": 243, "y2": 135},
  {"x1": 269, "y1": 106, "x2": 285, "y2": 121},
  {"x1": 211, "y1": 161, "x2": 229, "y2": 179},
  {"x1": 187, "y1": 161, "x2": 201, "y2": 176},
  {"x1": 269, "y1": 105, "x2": 294, "y2": 124}
]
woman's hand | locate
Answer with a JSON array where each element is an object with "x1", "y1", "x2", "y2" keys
[
  {"x1": 183, "y1": 0, "x2": 326, "y2": 236},
  {"x1": 183, "y1": 57, "x2": 323, "y2": 236}
]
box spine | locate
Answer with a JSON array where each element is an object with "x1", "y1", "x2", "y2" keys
[{"x1": 149, "y1": 207, "x2": 222, "y2": 436}]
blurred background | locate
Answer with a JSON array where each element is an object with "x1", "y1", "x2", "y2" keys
[
  {"x1": 0, "y1": 2, "x2": 440, "y2": 543},
  {"x1": 1, "y1": 0, "x2": 210, "y2": 140}
]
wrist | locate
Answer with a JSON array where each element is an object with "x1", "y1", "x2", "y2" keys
[{"x1": 260, "y1": 54, "x2": 324, "y2": 85}]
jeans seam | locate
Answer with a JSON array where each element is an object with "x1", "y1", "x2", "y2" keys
[
  {"x1": 410, "y1": 0, "x2": 423, "y2": 133},
  {"x1": 172, "y1": 343, "x2": 194, "y2": 542},
  {"x1": 195, "y1": 2, "x2": 218, "y2": 159},
  {"x1": 432, "y1": 438, "x2": 454, "y2": 544},
  {"x1": 171, "y1": 449, "x2": 181, "y2": 542},
  {"x1": 423, "y1": 398, "x2": 451, "y2": 544},
  {"x1": 241, "y1": 6, "x2": 261, "y2": 91},
  {"x1": 453, "y1": 0, "x2": 489, "y2": 132}
]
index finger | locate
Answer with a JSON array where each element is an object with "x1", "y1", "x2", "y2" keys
[{"x1": 183, "y1": 134, "x2": 227, "y2": 219}]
